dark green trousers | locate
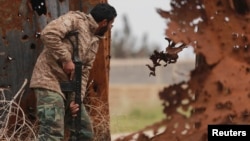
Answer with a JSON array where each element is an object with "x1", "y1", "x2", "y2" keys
[{"x1": 34, "y1": 88, "x2": 93, "y2": 141}]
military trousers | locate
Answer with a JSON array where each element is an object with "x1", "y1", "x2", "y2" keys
[{"x1": 34, "y1": 88, "x2": 94, "y2": 141}]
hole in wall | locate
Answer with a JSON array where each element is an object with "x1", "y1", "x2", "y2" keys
[
  {"x1": 30, "y1": 43, "x2": 36, "y2": 49},
  {"x1": 30, "y1": 0, "x2": 47, "y2": 16}
]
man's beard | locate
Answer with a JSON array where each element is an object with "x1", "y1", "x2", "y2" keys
[{"x1": 95, "y1": 25, "x2": 109, "y2": 36}]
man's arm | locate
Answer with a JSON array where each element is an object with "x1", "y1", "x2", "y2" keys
[
  {"x1": 80, "y1": 41, "x2": 99, "y2": 99},
  {"x1": 81, "y1": 55, "x2": 96, "y2": 99},
  {"x1": 40, "y1": 12, "x2": 77, "y2": 63}
]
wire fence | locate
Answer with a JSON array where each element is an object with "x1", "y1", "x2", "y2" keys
[
  {"x1": 0, "y1": 79, "x2": 37, "y2": 141},
  {"x1": 0, "y1": 79, "x2": 111, "y2": 141}
]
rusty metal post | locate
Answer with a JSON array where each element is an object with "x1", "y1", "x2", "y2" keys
[{"x1": 70, "y1": 1, "x2": 112, "y2": 140}]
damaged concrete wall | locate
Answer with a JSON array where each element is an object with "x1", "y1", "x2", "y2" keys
[{"x1": 115, "y1": 0, "x2": 250, "y2": 141}]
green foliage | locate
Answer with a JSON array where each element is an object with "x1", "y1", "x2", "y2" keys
[{"x1": 110, "y1": 105, "x2": 165, "y2": 134}]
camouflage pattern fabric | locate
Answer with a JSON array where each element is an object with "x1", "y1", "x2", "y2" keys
[
  {"x1": 34, "y1": 88, "x2": 93, "y2": 141},
  {"x1": 30, "y1": 11, "x2": 100, "y2": 100}
]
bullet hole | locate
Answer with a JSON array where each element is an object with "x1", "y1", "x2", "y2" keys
[
  {"x1": 220, "y1": 42, "x2": 225, "y2": 47},
  {"x1": 231, "y1": 0, "x2": 250, "y2": 14},
  {"x1": 244, "y1": 45, "x2": 249, "y2": 52},
  {"x1": 7, "y1": 56, "x2": 14, "y2": 61},
  {"x1": 30, "y1": 43, "x2": 36, "y2": 49},
  {"x1": 227, "y1": 114, "x2": 236, "y2": 122},
  {"x1": 242, "y1": 34, "x2": 248, "y2": 42},
  {"x1": 233, "y1": 45, "x2": 240, "y2": 49},
  {"x1": 22, "y1": 35, "x2": 29, "y2": 41},
  {"x1": 216, "y1": 81, "x2": 223, "y2": 92},
  {"x1": 246, "y1": 67, "x2": 250, "y2": 73},
  {"x1": 93, "y1": 83, "x2": 98, "y2": 93},
  {"x1": 172, "y1": 32, "x2": 176, "y2": 35},
  {"x1": 241, "y1": 110, "x2": 250, "y2": 119},
  {"x1": 194, "y1": 121, "x2": 201, "y2": 129},
  {"x1": 216, "y1": 1, "x2": 223, "y2": 7},
  {"x1": 35, "y1": 32, "x2": 41, "y2": 38},
  {"x1": 2, "y1": 55, "x2": 14, "y2": 70},
  {"x1": 30, "y1": 0, "x2": 47, "y2": 16},
  {"x1": 215, "y1": 101, "x2": 232, "y2": 110},
  {"x1": 224, "y1": 17, "x2": 230, "y2": 22},
  {"x1": 232, "y1": 32, "x2": 240, "y2": 40},
  {"x1": 106, "y1": 55, "x2": 111, "y2": 60},
  {"x1": 193, "y1": 107, "x2": 206, "y2": 114}
]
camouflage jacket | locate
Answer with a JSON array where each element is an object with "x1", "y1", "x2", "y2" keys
[{"x1": 30, "y1": 11, "x2": 100, "y2": 100}]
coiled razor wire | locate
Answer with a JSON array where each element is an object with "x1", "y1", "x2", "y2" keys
[{"x1": 0, "y1": 79, "x2": 37, "y2": 141}]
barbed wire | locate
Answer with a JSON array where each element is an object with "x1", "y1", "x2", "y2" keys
[
  {"x1": 84, "y1": 96, "x2": 110, "y2": 141},
  {"x1": 0, "y1": 79, "x2": 37, "y2": 141}
]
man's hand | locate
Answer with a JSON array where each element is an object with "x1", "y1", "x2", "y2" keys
[
  {"x1": 63, "y1": 60, "x2": 75, "y2": 80},
  {"x1": 70, "y1": 101, "x2": 79, "y2": 117}
]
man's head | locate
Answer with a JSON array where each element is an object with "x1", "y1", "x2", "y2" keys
[{"x1": 90, "y1": 3, "x2": 117, "y2": 36}]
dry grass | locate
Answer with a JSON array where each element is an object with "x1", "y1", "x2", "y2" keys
[
  {"x1": 84, "y1": 96, "x2": 111, "y2": 141},
  {"x1": 109, "y1": 84, "x2": 166, "y2": 135},
  {"x1": 0, "y1": 79, "x2": 37, "y2": 141},
  {"x1": 0, "y1": 79, "x2": 111, "y2": 141}
]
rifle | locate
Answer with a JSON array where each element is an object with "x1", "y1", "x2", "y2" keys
[{"x1": 59, "y1": 30, "x2": 82, "y2": 141}]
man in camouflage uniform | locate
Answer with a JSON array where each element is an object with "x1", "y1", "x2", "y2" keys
[{"x1": 30, "y1": 3, "x2": 117, "y2": 141}]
